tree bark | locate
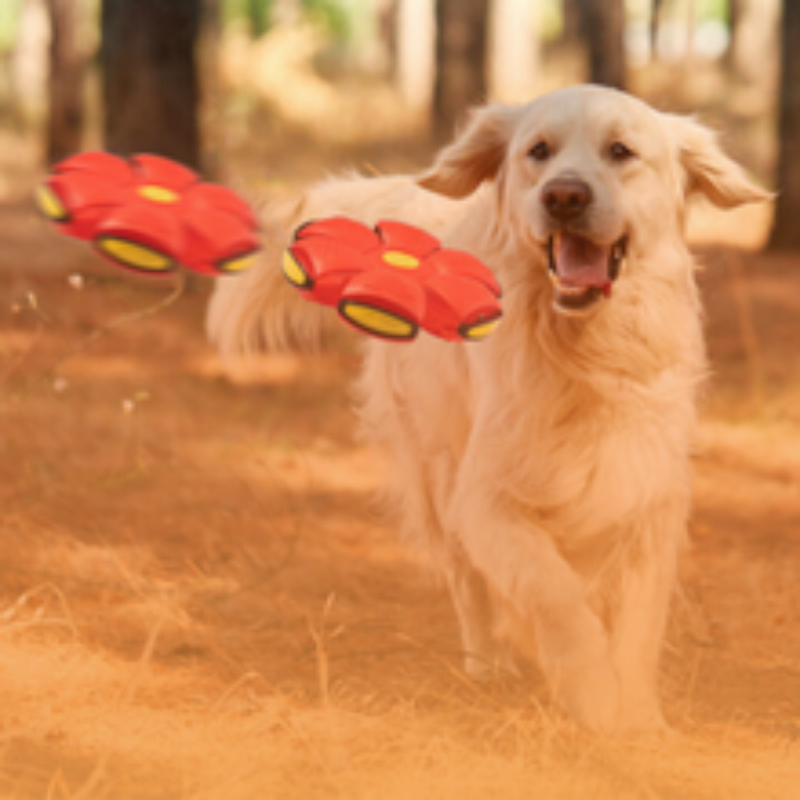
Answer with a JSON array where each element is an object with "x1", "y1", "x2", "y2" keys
[
  {"x1": 649, "y1": 0, "x2": 663, "y2": 60},
  {"x1": 395, "y1": 0, "x2": 435, "y2": 111},
  {"x1": 488, "y1": 0, "x2": 538, "y2": 102},
  {"x1": 575, "y1": 0, "x2": 626, "y2": 90},
  {"x1": 45, "y1": 0, "x2": 86, "y2": 164},
  {"x1": 101, "y1": 0, "x2": 202, "y2": 171},
  {"x1": 728, "y1": 0, "x2": 779, "y2": 87},
  {"x1": 432, "y1": 0, "x2": 489, "y2": 141},
  {"x1": 769, "y1": 0, "x2": 800, "y2": 250},
  {"x1": 561, "y1": 0, "x2": 581, "y2": 45}
]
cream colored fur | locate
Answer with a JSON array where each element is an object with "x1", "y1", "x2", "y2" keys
[{"x1": 207, "y1": 86, "x2": 769, "y2": 732}]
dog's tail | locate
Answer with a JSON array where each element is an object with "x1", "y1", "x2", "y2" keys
[
  {"x1": 206, "y1": 195, "x2": 328, "y2": 354},
  {"x1": 206, "y1": 174, "x2": 460, "y2": 354}
]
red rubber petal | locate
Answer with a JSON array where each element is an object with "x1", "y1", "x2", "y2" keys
[
  {"x1": 420, "y1": 273, "x2": 503, "y2": 341},
  {"x1": 180, "y1": 205, "x2": 261, "y2": 275},
  {"x1": 94, "y1": 201, "x2": 185, "y2": 261},
  {"x1": 287, "y1": 239, "x2": 367, "y2": 306},
  {"x1": 52, "y1": 151, "x2": 135, "y2": 184},
  {"x1": 426, "y1": 249, "x2": 502, "y2": 298},
  {"x1": 295, "y1": 217, "x2": 381, "y2": 253},
  {"x1": 339, "y1": 268, "x2": 426, "y2": 326},
  {"x1": 43, "y1": 172, "x2": 132, "y2": 240},
  {"x1": 130, "y1": 154, "x2": 200, "y2": 192},
  {"x1": 375, "y1": 220, "x2": 441, "y2": 260},
  {"x1": 181, "y1": 182, "x2": 259, "y2": 229}
]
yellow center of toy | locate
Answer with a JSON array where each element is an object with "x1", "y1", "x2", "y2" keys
[
  {"x1": 382, "y1": 251, "x2": 420, "y2": 270},
  {"x1": 138, "y1": 185, "x2": 180, "y2": 204}
]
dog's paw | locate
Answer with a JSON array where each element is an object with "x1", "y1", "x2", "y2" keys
[
  {"x1": 463, "y1": 647, "x2": 520, "y2": 681},
  {"x1": 551, "y1": 656, "x2": 621, "y2": 733},
  {"x1": 615, "y1": 701, "x2": 675, "y2": 738}
]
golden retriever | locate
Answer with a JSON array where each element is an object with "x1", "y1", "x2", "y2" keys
[{"x1": 208, "y1": 85, "x2": 769, "y2": 732}]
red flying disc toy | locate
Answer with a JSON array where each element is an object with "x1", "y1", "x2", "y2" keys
[
  {"x1": 283, "y1": 217, "x2": 503, "y2": 342},
  {"x1": 36, "y1": 151, "x2": 260, "y2": 276}
]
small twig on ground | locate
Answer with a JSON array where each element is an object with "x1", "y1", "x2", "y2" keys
[
  {"x1": 307, "y1": 594, "x2": 344, "y2": 708},
  {"x1": 51, "y1": 275, "x2": 186, "y2": 374},
  {"x1": 726, "y1": 250, "x2": 765, "y2": 410}
]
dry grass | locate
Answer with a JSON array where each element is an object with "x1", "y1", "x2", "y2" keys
[
  {"x1": 1, "y1": 51, "x2": 799, "y2": 799},
  {"x1": 0, "y1": 231, "x2": 798, "y2": 799}
]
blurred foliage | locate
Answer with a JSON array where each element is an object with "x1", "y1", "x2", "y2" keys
[
  {"x1": 246, "y1": 0, "x2": 273, "y2": 37},
  {"x1": 302, "y1": 0, "x2": 350, "y2": 41},
  {"x1": 627, "y1": 0, "x2": 730, "y2": 22},
  {"x1": 0, "y1": 0, "x2": 22, "y2": 53},
  {"x1": 539, "y1": 0, "x2": 733, "y2": 44},
  {"x1": 302, "y1": 0, "x2": 375, "y2": 47},
  {"x1": 221, "y1": 0, "x2": 370, "y2": 45},
  {"x1": 222, "y1": 0, "x2": 274, "y2": 36},
  {"x1": 696, "y1": 0, "x2": 729, "y2": 22}
]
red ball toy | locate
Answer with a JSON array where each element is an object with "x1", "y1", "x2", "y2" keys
[
  {"x1": 37, "y1": 151, "x2": 260, "y2": 276},
  {"x1": 283, "y1": 217, "x2": 503, "y2": 342}
]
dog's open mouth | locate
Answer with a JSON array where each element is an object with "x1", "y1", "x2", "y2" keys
[{"x1": 547, "y1": 233, "x2": 627, "y2": 313}]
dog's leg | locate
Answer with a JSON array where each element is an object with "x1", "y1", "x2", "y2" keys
[
  {"x1": 442, "y1": 544, "x2": 517, "y2": 680},
  {"x1": 610, "y1": 510, "x2": 684, "y2": 732},
  {"x1": 451, "y1": 498, "x2": 620, "y2": 731}
]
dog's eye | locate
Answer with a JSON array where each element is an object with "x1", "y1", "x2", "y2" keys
[
  {"x1": 609, "y1": 141, "x2": 636, "y2": 162},
  {"x1": 528, "y1": 141, "x2": 552, "y2": 162}
]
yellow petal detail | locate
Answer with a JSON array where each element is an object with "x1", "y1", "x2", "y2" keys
[
  {"x1": 219, "y1": 253, "x2": 256, "y2": 274},
  {"x1": 382, "y1": 251, "x2": 420, "y2": 270},
  {"x1": 36, "y1": 185, "x2": 68, "y2": 221},
  {"x1": 282, "y1": 250, "x2": 311, "y2": 287},
  {"x1": 340, "y1": 302, "x2": 416, "y2": 339},
  {"x1": 463, "y1": 317, "x2": 501, "y2": 340},
  {"x1": 97, "y1": 237, "x2": 173, "y2": 271}
]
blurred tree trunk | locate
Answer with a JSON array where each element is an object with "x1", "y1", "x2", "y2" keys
[
  {"x1": 395, "y1": 0, "x2": 435, "y2": 111},
  {"x1": 561, "y1": 0, "x2": 581, "y2": 45},
  {"x1": 649, "y1": 0, "x2": 662, "y2": 60},
  {"x1": 726, "y1": 0, "x2": 741, "y2": 68},
  {"x1": 101, "y1": 0, "x2": 202, "y2": 170},
  {"x1": 44, "y1": 0, "x2": 86, "y2": 164},
  {"x1": 200, "y1": 0, "x2": 222, "y2": 179},
  {"x1": 489, "y1": 0, "x2": 538, "y2": 102},
  {"x1": 575, "y1": 0, "x2": 626, "y2": 89},
  {"x1": 379, "y1": 0, "x2": 399, "y2": 76},
  {"x1": 769, "y1": 0, "x2": 800, "y2": 250},
  {"x1": 432, "y1": 0, "x2": 488, "y2": 141},
  {"x1": 727, "y1": 0, "x2": 779, "y2": 87},
  {"x1": 684, "y1": 0, "x2": 696, "y2": 62}
]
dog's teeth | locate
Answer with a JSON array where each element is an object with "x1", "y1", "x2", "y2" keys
[{"x1": 557, "y1": 283, "x2": 590, "y2": 297}]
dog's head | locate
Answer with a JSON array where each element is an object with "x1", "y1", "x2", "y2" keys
[{"x1": 419, "y1": 85, "x2": 770, "y2": 317}]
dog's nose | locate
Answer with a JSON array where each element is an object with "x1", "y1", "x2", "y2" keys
[{"x1": 542, "y1": 177, "x2": 593, "y2": 220}]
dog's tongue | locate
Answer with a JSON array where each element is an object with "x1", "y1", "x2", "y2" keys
[{"x1": 556, "y1": 234, "x2": 612, "y2": 295}]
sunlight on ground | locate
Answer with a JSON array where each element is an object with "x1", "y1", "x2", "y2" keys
[
  {"x1": 1, "y1": 628, "x2": 799, "y2": 799},
  {"x1": 0, "y1": 43, "x2": 798, "y2": 799},
  {"x1": 0, "y1": 258, "x2": 798, "y2": 799}
]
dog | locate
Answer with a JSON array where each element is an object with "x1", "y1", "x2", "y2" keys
[{"x1": 208, "y1": 85, "x2": 769, "y2": 732}]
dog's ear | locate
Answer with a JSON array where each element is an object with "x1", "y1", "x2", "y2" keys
[
  {"x1": 418, "y1": 104, "x2": 521, "y2": 199},
  {"x1": 669, "y1": 115, "x2": 772, "y2": 208}
]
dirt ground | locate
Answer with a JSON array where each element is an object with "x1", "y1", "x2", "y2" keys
[{"x1": 1, "y1": 87, "x2": 800, "y2": 798}]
